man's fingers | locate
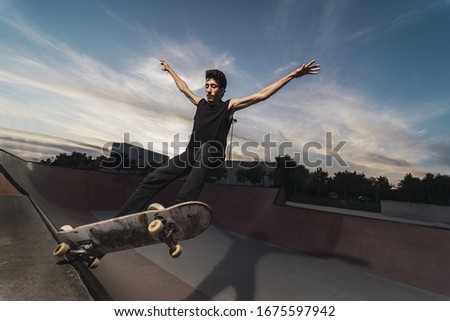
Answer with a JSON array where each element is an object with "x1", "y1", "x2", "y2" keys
[
  {"x1": 305, "y1": 60, "x2": 316, "y2": 67},
  {"x1": 160, "y1": 59, "x2": 169, "y2": 71},
  {"x1": 309, "y1": 64, "x2": 320, "y2": 72},
  {"x1": 306, "y1": 62, "x2": 320, "y2": 75}
]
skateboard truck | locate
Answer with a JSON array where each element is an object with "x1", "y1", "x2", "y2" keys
[
  {"x1": 53, "y1": 226, "x2": 101, "y2": 269},
  {"x1": 54, "y1": 245, "x2": 101, "y2": 269},
  {"x1": 148, "y1": 217, "x2": 182, "y2": 258},
  {"x1": 56, "y1": 255, "x2": 100, "y2": 269},
  {"x1": 147, "y1": 203, "x2": 183, "y2": 258}
]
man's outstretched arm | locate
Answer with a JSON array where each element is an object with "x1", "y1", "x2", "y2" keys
[
  {"x1": 229, "y1": 60, "x2": 320, "y2": 112},
  {"x1": 160, "y1": 59, "x2": 202, "y2": 106}
]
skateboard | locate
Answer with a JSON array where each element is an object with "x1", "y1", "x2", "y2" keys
[{"x1": 53, "y1": 201, "x2": 212, "y2": 268}]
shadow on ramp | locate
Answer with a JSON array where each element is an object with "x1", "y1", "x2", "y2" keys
[{"x1": 183, "y1": 231, "x2": 276, "y2": 300}]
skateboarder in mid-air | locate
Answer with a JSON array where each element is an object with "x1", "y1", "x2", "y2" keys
[{"x1": 116, "y1": 59, "x2": 320, "y2": 217}]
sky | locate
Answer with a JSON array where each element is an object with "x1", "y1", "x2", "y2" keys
[{"x1": 0, "y1": 0, "x2": 449, "y2": 184}]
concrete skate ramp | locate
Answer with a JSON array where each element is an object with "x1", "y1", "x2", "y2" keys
[
  {"x1": 0, "y1": 194, "x2": 92, "y2": 300},
  {"x1": 199, "y1": 184, "x2": 450, "y2": 296},
  {"x1": 0, "y1": 150, "x2": 207, "y2": 300},
  {"x1": 1, "y1": 149, "x2": 449, "y2": 300}
]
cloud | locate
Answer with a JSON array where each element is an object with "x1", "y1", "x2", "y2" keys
[
  {"x1": 228, "y1": 76, "x2": 448, "y2": 183},
  {"x1": 0, "y1": 8, "x2": 243, "y2": 158},
  {"x1": 96, "y1": 1, "x2": 245, "y2": 91},
  {"x1": 1, "y1": 2, "x2": 449, "y2": 185},
  {"x1": 317, "y1": 0, "x2": 450, "y2": 46},
  {"x1": 0, "y1": 128, "x2": 105, "y2": 161}
]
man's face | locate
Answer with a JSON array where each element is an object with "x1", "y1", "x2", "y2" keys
[{"x1": 205, "y1": 78, "x2": 224, "y2": 104}]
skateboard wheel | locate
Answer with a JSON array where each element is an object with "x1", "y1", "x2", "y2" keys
[
  {"x1": 170, "y1": 244, "x2": 182, "y2": 258},
  {"x1": 148, "y1": 203, "x2": 165, "y2": 211},
  {"x1": 148, "y1": 219, "x2": 164, "y2": 235},
  {"x1": 88, "y1": 257, "x2": 101, "y2": 269},
  {"x1": 60, "y1": 225, "x2": 73, "y2": 232},
  {"x1": 53, "y1": 243, "x2": 70, "y2": 256}
]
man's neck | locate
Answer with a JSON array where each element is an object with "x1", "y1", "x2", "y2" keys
[{"x1": 208, "y1": 99, "x2": 223, "y2": 106}]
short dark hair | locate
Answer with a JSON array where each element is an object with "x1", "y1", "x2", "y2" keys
[{"x1": 205, "y1": 69, "x2": 227, "y2": 89}]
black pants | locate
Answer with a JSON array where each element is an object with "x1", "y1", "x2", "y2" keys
[{"x1": 116, "y1": 143, "x2": 222, "y2": 216}]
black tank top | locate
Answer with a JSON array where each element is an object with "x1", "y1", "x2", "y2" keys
[{"x1": 187, "y1": 98, "x2": 232, "y2": 155}]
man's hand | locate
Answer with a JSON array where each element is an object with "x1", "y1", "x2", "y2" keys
[
  {"x1": 292, "y1": 60, "x2": 320, "y2": 78},
  {"x1": 160, "y1": 59, "x2": 201, "y2": 105},
  {"x1": 160, "y1": 59, "x2": 171, "y2": 72},
  {"x1": 229, "y1": 59, "x2": 320, "y2": 112}
]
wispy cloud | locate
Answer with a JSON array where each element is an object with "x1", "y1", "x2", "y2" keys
[
  {"x1": 96, "y1": 1, "x2": 244, "y2": 91},
  {"x1": 318, "y1": 0, "x2": 450, "y2": 46},
  {"x1": 0, "y1": 127, "x2": 105, "y2": 161},
  {"x1": 0, "y1": 8, "x2": 242, "y2": 158},
  {"x1": 229, "y1": 76, "x2": 448, "y2": 182},
  {"x1": 1, "y1": 2, "x2": 449, "y2": 184}
]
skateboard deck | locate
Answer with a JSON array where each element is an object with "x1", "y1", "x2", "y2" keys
[{"x1": 53, "y1": 201, "x2": 212, "y2": 268}]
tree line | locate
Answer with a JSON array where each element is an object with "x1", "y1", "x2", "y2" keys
[
  {"x1": 40, "y1": 151, "x2": 157, "y2": 175},
  {"x1": 41, "y1": 152, "x2": 450, "y2": 206},
  {"x1": 236, "y1": 155, "x2": 450, "y2": 206}
]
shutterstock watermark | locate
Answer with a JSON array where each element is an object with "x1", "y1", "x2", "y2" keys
[
  {"x1": 234, "y1": 132, "x2": 348, "y2": 168},
  {"x1": 101, "y1": 132, "x2": 348, "y2": 170}
]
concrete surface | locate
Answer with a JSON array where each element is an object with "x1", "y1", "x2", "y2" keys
[
  {"x1": 136, "y1": 226, "x2": 447, "y2": 300},
  {"x1": 1, "y1": 148, "x2": 449, "y2": 300},
  {"x1": 382, "y1": 200, "x2": 450, "y2": 225},
  {"x1": 0, "y1": 172, "x2": 22, "y2": 196},
  {"x1": 287, "y1": 201, "x2": 450, "y2": 229},
  {"x1": 197, "y1": 183, "x2": 450, "y2": 297},
  {"x1": 0, "y1": 194, "x2": 91, "y2": 300}
]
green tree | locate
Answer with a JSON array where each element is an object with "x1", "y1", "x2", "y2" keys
[
  {"x1": 270, "y1": 155, "x2": 298, "y2": 195},
  {"x1": 433, "y1": 174, "x2": 450, "y2": 206},
  {"x1": 397, "y1": 173, "x2": 422, "y2": 202},
  {"x1": 333, "y1": 170, "x2": 371, "y2": 200},
  {"x1": 423, "y1": 173, "x2": 435, "y2": 204},
  {"x1": 370, "y1": 176, "x2": 392, "y2": 203},
  {"x1": 310, "y1": 167, "x2": 329, "y2": 198},
  {"x1": 288, "y1": 164, "x2": 310, "y2": 195},
  {"x1": 236, "y1": 164, "x2": 266, "y2": 186},
  {"x1": 50, "y1": 151, "x2": 94, "y2": 169}
]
